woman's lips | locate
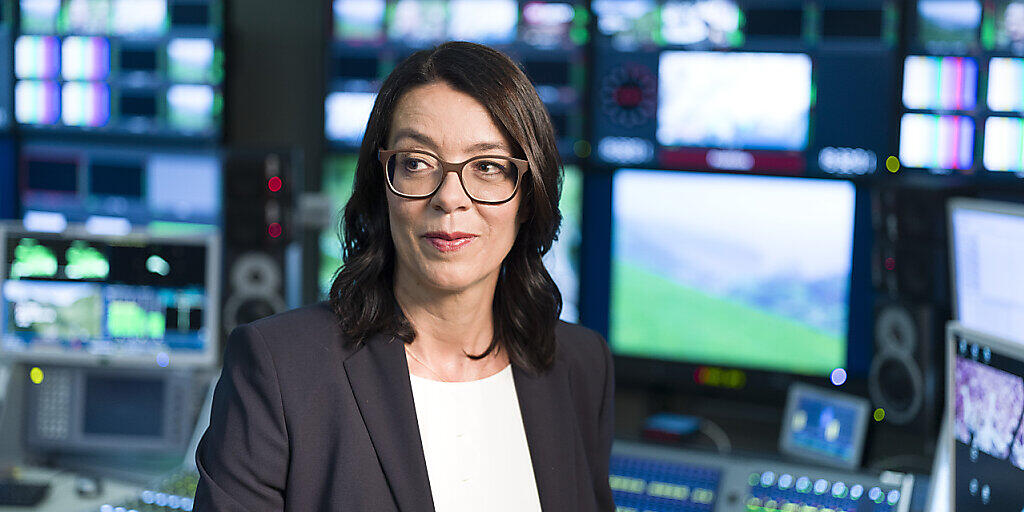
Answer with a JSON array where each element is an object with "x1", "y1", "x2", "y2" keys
[{"x1": 423, "y1": 232, "x2": 478, "y2": 253}]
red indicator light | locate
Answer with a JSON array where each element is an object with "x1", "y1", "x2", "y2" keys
[
  {"x1": 884, "y1": 257, "x2": 896, "y2": 271},
  {"x1": 268, "y1": 176, "x2": 282, "y2": 192},
  {"x1": 268, "y1": 222, "x2": 282, "y2": 238}
]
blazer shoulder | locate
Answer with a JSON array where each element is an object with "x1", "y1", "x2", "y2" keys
[
  {"x1": 554, "y1": 320, "x2": 611, "y2": 372},
  {"x1": 236, "y1": 301, "x2": 359, "y2": 360}
]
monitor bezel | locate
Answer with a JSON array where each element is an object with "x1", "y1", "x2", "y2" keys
[
  {"x1": 947, "y1": 197, "x2": 1024, "y2": 344},
  {"x1": 0, "y1": 221, "x2": 222, "y2": 369},
  {"x1": 945, "y1": 321, "x2": 1024, "y2": 511}
]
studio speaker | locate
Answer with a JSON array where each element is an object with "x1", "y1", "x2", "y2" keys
[{"x1": 221, "y1": 151, "x2": 293, "y2": 338}]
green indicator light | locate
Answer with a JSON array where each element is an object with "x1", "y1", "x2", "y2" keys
[{"x1": 874, "y1": 408, "x2": 886, "y2": 422}]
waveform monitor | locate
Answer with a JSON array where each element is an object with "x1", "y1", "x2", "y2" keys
[
  {"x1": 609, "y1": 169, "x2": 855, "y2": 377},
  {"x1": 948, "y1": 323, "x2": 1024, "y2": 510},
  {"x1": 0, "y1": 223, "x2": 220, "y2": 367},
  {"x1": 949, "y1": 198, "x2": 1024, "y2": 347}
]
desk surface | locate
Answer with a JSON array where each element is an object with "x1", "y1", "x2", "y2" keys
[{"x1": 0, "y1": 467, "x2": 139, "y2": 512}]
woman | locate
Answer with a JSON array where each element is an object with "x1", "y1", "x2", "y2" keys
[{"x1": 194, "y1": 41, "x2": 614, "y2": 511}]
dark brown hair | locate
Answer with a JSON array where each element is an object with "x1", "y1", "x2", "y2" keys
[{"x1": 329, "y1": 41, "x2": 564, "y2": 373}]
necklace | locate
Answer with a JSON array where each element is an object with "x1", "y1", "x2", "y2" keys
[{"x1": 404, "y1": 344, "x2": 450, "y2": 383}]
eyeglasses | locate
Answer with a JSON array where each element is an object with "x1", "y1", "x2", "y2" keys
[{"x1": 378, "y1": 149, "x2": 529, "y2": 205}]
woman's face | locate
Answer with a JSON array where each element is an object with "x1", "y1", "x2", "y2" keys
[{"x1": 386, "y1": 82, "x2": 522, "y2": 294}]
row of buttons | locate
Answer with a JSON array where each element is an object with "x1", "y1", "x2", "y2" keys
[{"x1": 751, "y1": 471, "x2": 900, "y2": 505}]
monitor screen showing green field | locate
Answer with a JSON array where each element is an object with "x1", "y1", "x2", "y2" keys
[{"x1": 610, "y1": 169, "x2": 855, "y2": 376}]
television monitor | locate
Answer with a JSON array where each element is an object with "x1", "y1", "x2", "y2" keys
[
  {"x1": 901, "y1": 56, "x2": 977, "y2": 111},
  {"x1": 899, "y1": 113, "x2": 974, "y2": 171},
  {"x1": 659, "y1": 0, "x2": 742, "y2": 48},
  {"x1": 987, "y1": 58, "x2": 1024, "y2": 113},
  {"x1": 984, "y1": 117, "x2": 1024, "y2": 173},
  {"x1": 779, "y1": 383, "x2": 871, "y2": 469},
  {"x1": 0, "y1": 224, "x2": 221, "y2": 367},
  {"x1": 993, "y1": 0, "x2": 1024, "y2": 52},
  {"x1": 23, "y1": 365, "x2": 201, "y2": 455},
  {"x1": 21, "y1": 0, "x2": 61, "y2": 34},
  {"x1": 949, "y1": 198, "x2": 1024, "y2": 346},
  {"x1": 609, "y1": 169, "x2": 856, "y2": 377},
  {"x1": 948, "y1": 323, "x2": 1024, "y2": 510},
  {"x1": 325, "y1": 90, "x2": 376, "y2": 146},
  {"x1": 13, "y1": 0, "x2": 224, "y2": 139},
  {"x1": 387, "y1": 0, "x2": 448, "y2": 46},
  {"x1": 592, "y1": 0, "x2": 659, "y2": 50},
  {"x1": 333, "y1": 0, "x2": 386, "y2": 42},
  {"x1": 657, "y1": 51, "x2": 812, "y2": 152},
  {"x1": 318, "y1": 155, "x2": 358, "y2": 298},
  {"x1": 446, "y1": 0, "x2": 517, "y2": 45},
  {"x1": 916, "y1": 0, "x2": 981, "y2": 50},
  {"x1": 590, "y1": 1, "x2": 895, "y2": 177},
  {"x1": 19, "y1": 143, "x2": 222, "y2": 231},
  {"x1": 326, "y1": 0, "x2": 589, "y2": 159}
]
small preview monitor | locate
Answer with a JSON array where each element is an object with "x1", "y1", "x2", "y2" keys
[
  {"x1": 0, "y1": 223, "x2": 221, "y2": 367},
  {"x1": 948, "y1": 322, "x2": 1024, "y2": 510},
  {"x1": 949, "y1": 199, "x2": 1024, "y2": 346},
  {"x1": 609, "y1": 170, "x2": 855, "y2": 376},
  {"x1": 780, "y1": 383, "x2": 871, "y2": 469}
]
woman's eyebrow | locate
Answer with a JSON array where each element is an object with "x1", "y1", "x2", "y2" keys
[
  {"x1": 391, "y1": 129, "x2": 437, "y2": 148},
  {"x1": 392, "y1": 128, "x2": 510, "y2": 155},
  {"x1": 465, "y1": 141, "x2": 510, "y2": 154}
]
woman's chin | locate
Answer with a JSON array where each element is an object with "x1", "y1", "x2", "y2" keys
[{"x1": 418, "y1": 266, "x2": 493, "y2": 294}]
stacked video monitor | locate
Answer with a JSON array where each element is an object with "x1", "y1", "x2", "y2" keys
[
  {"x1": 14, "y1": 0, "x2": 224, "y2": 139},
  {"x1": 590, "y1": 0, "x2": 899, "y2": 178},
  {"x1": 0, "y1": 225, "x2": 220, "y2": 367},
  {"x1": 585, "y1": 0, "x2": 887, "y2": 401},
  {"x1": 321, "y1": 1, "x2": 588, "y2": 321},
  {"x1": 899, "y1": 0, "x2": 1024, "y2": 180},
  {"x1": 326, "y1": 0, "x2": 589, "y2": 158},
  {"x1": 0, "y1": 3, "x2": 14, "y2": 220}
]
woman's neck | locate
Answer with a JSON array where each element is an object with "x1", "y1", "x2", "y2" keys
[{"x1": 394, "y1": 268, "x2": 509, "y2": 381}]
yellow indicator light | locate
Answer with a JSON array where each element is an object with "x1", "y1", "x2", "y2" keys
[
  {"x1": 885, "y1": 156, "x2": 900, "y2": 173},
  {"x1": 873, "y1": 408, "x2": 886, "y2": 422},
  {"x1": 29, "y1": 367, "x2": 44, "y2": 384}
]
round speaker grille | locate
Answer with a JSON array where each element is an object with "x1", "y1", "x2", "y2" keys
[{"x1": 868, "y1": 350, "x2": 924, "y2": 425}]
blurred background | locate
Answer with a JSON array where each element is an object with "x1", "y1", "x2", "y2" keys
[{"x1": 0, "y1": 0, "x2": 1023, "y2": 510}]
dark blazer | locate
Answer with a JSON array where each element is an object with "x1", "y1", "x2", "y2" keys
[{"x1": 193, "y1": 302, "x2": 615, "y2": 511}]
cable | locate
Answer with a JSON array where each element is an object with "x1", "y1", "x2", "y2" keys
[{"x1": 699, "y1": 419, "x2": 732, "y2": 454}]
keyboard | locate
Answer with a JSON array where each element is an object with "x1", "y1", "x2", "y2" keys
[{"x1": 0, "y1": 478, "x2": 51, "y2": 507}]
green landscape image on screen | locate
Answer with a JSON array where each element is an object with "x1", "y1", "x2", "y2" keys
[
  {"x1": 318, "y1": 155, "x2": 358, "y2": 298},
  {"x1": 610, "y1": 170, "x2": 855, "y2": 376}
]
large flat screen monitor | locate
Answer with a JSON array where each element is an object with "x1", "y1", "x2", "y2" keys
[
  {"x1": 609, "y1": 169, "x2": 856, "y2": 377},
  {"x1": 949, "y1": 198, "x2": 1024, "y2": 347},
  {"x1": 0, "y1": 223, "x2": 220, "y2": 367},
  {"x1": 948, "y1": 322, "x2": 1024, "y2": 510}
]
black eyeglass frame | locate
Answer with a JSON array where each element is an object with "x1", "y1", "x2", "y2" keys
[{"x1": 378, "y1": 148, "x2": 530, "y2": 205}]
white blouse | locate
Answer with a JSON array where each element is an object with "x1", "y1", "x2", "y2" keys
[{"x1": 409, "y1": 365, "x2": 543, "y2": 512}]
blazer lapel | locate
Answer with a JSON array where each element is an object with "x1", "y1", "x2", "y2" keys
[
  {"x1": 344, "y1": 334, "x2": 435, "y2": 512},
  {"x1": 513, "y1": 363, "x2": 578, "y2": 511}
]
